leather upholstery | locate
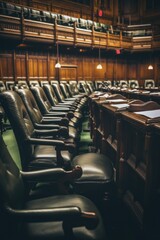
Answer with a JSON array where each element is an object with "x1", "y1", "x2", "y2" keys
[
  {"x1": 144, "y1": 79, "x2": 155, "y2": 89},
  {"x1": 0, "y1": 91, "x2": 114, "y2": 204},
  {"x1": 72, "y1": 153, "x2": 114, "y2": 199},
  {"x1": 43, "y1": 84, "x2": 83, "y2": 119},
  {"x1": 30, "y1": 86, "x2": 80, "y2": 129},
  {"x1": 17, "y1": 88, "x2": 78, "y2": 144},
  {"x1": 0, "y1": 134, "x2": 107, "y2": 240},
  {"x1": 0, "y1": 91, "x2": 74, "y2": 171}
]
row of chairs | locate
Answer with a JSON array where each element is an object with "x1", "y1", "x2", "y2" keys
[
  {"x1": 0, "y1": 79, "x2": 156, "y2": 97},
  {"x1": 96, "y1": 79, "x2": 156, "y2": 89},
  {"x1": 0, "y1": 1, "x2": 113, "y2": 33},
  {"x1": 0, "y1": 79, "x2": 95, "y2": 95},
  {"x1": 0, "y1": 81, "x2": 114, "y2": 239}
]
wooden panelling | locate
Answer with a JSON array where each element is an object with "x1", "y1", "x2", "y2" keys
[
  {"x1": 0, "y1": 53, "x2": 13, "y2": 80},
  {"x1": 28, "y1": 55, "x2": 48, "y2": 80},
  {"x1": 49, "y1": 57, "x2": 56, "y2": 80},
  {"x1": 16, "y1": 54, "x2": 26, "y2": 80},
  {"x1": 127, "y1": 62, "x2": 137, "y2": 80},
  {"x1": 59, "y1": 66, "x2": 77, "y2": 81},
  {"x1": 0, "y1": 50, "x2": 160, "y2": 85},
  {"x1": 83, "y1": 57, "x2": 93, "y2": 81},
  {"x1": 107, "y1": 59, "x2": 114, "y2": 80}
]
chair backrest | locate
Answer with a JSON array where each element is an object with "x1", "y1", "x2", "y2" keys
[
  {"x1": 40, "y1": 80, "x2": 49, "y2": 87},
  {"x1": 119, "y1": 80, "x2": 128, "y2": 88},
  {"x1": 0, "y1": 91, "x2": 35, "y2": 170},
  {"x1": 17, "y1": 80, "x2": 29, "y2": 89},
  {"x1": 128, "y1": 80, "x2": 139, "y2": 89},
  {"x1": 104, "y1": 80, "x2": 112, "y2": 87},
  {"x1": 86, "y1": 82, "x2": 94, "y2": 93},
  {"x1": 69, "y1": 81, "x2": 79, "y2": 95},
  {"x1": 0, "y1": 81, "x2": 6, "y2": 92},
  {"x1": 51, "y1": 83, "x2": 65, "y2": 102},
  {"x1": 144, "y1": 79, "x2": 155, "y2": 89},
  {"x1": 65, "y1": 83, "x2": 74, "y2": 97},
  {"x1": 5, "y1": 81, "x2": 16, "y2": 90},
  {"x1": 78, "y1": 81, "x2": 90, "y2": 94},
  {"x1": 28, "y1": 80, "x2": 40, "y2": 87},
  {"x1": 17, "y1": 88, "x2": 44, "y2": 125},
  {"x1": 50, "y1": 80, "x2": 59, "y2": 85},
  {"x1": 30, "y1": 86, "x2": 52, "y2": 115},
  {"x1": 60, "y1": 83, "x2": 70, "y2": 98},
  {"x1": 94, "y1": 80, "x2": 103, "y2": 90},
  {"x1": 43, "y1": 84, "x2": 59, "y2": 106}
]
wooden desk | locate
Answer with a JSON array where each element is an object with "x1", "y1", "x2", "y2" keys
[{"x1": 89, "y1": 94, "x2": 160, "y2": 238}]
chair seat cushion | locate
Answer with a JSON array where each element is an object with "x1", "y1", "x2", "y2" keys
[
  {"x1": 22, "y1": 194, "x2": 107, "y2": 240},
  {"x1": 71, "y1": 153, "x2": 114, "y2": 196},
  {"x1": 28, "y1": 145, "x2": 72, "y2": 170}
]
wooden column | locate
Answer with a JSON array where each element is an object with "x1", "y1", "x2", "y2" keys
[{"x1": 12, "y1": 50, "x2": 17, "y2": 82}]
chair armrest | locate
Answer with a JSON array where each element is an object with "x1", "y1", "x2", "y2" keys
[
  {"x1": 51, "y1": 106, "x2": 70, "y2": 111},
  {"x1": 34, "y1": 123, "x2": 60, "y2": 130},
  {"x1": 43, "y1": 112, "x2": 66, "y2": 117},
  {"x1": 27, "y1": 137, "x2": 65, "y2": 147},
  {"x1": 21, "y1": 165, "x2": 82, "y2": 182},
  {"x1": 34, "y1": 128, "x2": 59, "y2": 137},
  {"x1": 57, "y1": 142, "x2": 76, "y2": 153},
  {"x1": 42, "y1": 117, "x2": 69, "y2": 127},
  {"x1": 5, "y1": 205, "x2": 99, "y2": 229},
  {"x1": 34, "y1": 126, "x2": 69, "y2": 139}
]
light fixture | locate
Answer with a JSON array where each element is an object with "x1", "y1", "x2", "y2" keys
[
  {"x1": 148, "y1": 52, "x2": 153, "y2": 70},
  {"x1": 55, "y1": 42, "x2": 61, "y2": 68},
  {"x1": 97, "y1": 63, "x2": 103, "y2": 69},
  {"x1": 148, "y1": 64, "x2": 153, "y2": 70},
  {"x1": 96, "y1": 39, "x2": 102, "y2": 70}
]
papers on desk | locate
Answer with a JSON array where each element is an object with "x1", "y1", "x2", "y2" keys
[
  {"x1": 111, "y1": 103, "x2": 129, "y2": 111},
  {"x1": 134, "y1": 109, "x2": 160, "y2": 123},
  {"x1": 141, "y1": 91, "x2": 150, "y2": 94},
  {"x1": 105, "y1": 99, "x2": 128, "y2": 104},
  {"x1": 149, "y1": 92, "x2": 160, "y2": 95}
]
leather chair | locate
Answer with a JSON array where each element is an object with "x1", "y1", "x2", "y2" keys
[
  {"x1": 68, "y1": 80, "x2": 82, "y2": 94},
  {"x1": 17, "y1": 80, "x2": 29, "y2": 89},
  {"x1": 104, "y1": 80, "x2": 112, "y2": 88},
  {"x1": 144, "y1": 79, "x2": 155, "y2": 89},
  {"x1": 0, "y1": 134, "x2": 107, "y2": 240},
  {"x1": 5, "y1": 80, "x2": 16, "y2": 90},
  {"x1": 51, "y1": 82, "x2": 84, "y2": 108},
  {"x1": 43, "y1": 84, "x2": 84, "y2": 119},
  {"x1": 30, "y1": 86, "x2": 81, "y2": 131},
  {"x1": 119, "y1": 80, "x2": 128, "y2": 88},
  {"x1": 0, "y1": 80, "x2": 6, "y2": 92},
  {"x1": 128, "y1": 80, "x2": 139, "y2": 89},
  {"x1": 0, "y1": 91, "x2": 75, "y2": 171},
  {"x1": 30, "y1": 9, "x2": 42, "y2": 21},
  {"x1": 94, "y1": 80, "x2": 103, "y2": 90},
  {"x1": 40, "y1": 80, "x2": 49, "y2": 87},
  {"x1": 0, "y1": 91, "x2": 114, "y2": 205},
  {"x1": 17, "y1": 88, "x2": 80, "y2": 151},
  {"x1": 41, "y1": 10, "x2": 52, "y2": 23},
  {"x1": 28, "y1": 80, "x2": 40, "y2": 87}
]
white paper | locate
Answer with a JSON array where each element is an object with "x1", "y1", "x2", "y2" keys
[
  {"x1": 111, "y1": 103, "x2": 129, "y2": 109},
  {"x1": 134, "y1": 109, "x2": 160, "y2": 119},
  {"x1": 105, "y1": 99, "x2": 127, "y2": 103}
]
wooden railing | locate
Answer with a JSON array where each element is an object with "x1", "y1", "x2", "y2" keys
[{"x1": 0, "y1": 13, "x2": 160, "y2": 51}]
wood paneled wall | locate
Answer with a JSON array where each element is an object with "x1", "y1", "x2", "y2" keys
[{"x1": 0, "y1": 49, "x2": 159, "y2": 87}]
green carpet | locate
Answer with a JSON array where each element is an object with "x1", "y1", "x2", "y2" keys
[
  {"x1": 2, "y1": 129, "x2": 22, "y2": 170},
  {"x1": 78, "y1": 116, "x2": 93, "y2": 154}
]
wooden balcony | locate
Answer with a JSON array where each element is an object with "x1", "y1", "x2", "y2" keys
[{"x1": 0, "y1": 14, "x2": 160, "y2": 51}]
